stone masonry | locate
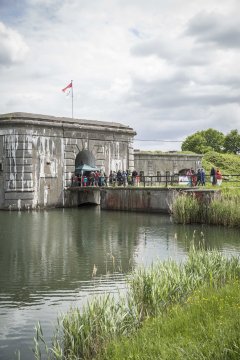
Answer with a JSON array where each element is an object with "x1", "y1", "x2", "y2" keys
[{"x1": 0, "y1": 112, "x2": 136, "y2": 210}]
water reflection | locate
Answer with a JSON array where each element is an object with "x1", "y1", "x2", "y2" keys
[{"x1": 0, "y1": 208, "x2": 240, "y2": 359}]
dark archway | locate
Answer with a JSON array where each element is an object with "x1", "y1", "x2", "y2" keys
[
  {"x1": 75, "y1": 150, "x2": 96, "y2": 167},
  {"x1": 179, "y1": 168, "x2": 189, "y2": 175}
]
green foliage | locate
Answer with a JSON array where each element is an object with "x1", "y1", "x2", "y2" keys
[
  {"x1": 201, "y1": 151, "x2": 240, "y2": 175},
  {"x1": 102, "y1": 281, "x2": 240, "y2": 360},
  {"x1": 224, "y1": 129, "x2": 240, "y2": 154},
  {"x1": 181, "y1": 129, "x2": 224, "y2": 154},
  {"x1": 33, "y1": 249, "x2": 240, "y2": 359}
]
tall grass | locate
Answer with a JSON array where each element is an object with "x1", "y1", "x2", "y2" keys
[
  {"x1": 172, "y1": 193, "x2": 201, "y2": 224},
  {"x1": 172, "y1": 191, "x2": 240, "y2": 226},
  {"x1": 208, "y1": 192, "x2": 240, "y2": 226},
  {"x1": 101, "y1": 281, "x2": 240, "y2": 360},
  {"x1": 33, "y1": 248, "x2": 240, "y2": 359}
]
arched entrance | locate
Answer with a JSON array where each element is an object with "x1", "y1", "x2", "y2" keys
[{"x1": 75, "y1": 150, "x2": 96, "y2": 168}]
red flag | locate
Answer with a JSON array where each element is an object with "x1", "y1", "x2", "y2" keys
[{"x1": 62, "y1": 82, "x2": 72, "y2": 92}]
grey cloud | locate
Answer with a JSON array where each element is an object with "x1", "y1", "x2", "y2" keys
[
  {"x1": 186, "y1": 11, "x2": 240, "y2": 48},
  {"x1": 128, "y1": 75, "x2": 240, "y2": 110},
  {"x1": 131, "y1": 38, "x2": 214, "y2": 67}
]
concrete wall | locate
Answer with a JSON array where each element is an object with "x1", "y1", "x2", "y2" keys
[
  {"x1": 0, "y1": 135, "x2": 4, "y2": 208},
  {"x1": 64, "y1": 188, "x2": 101, "y2": 207},
  {"x1": 134, "y1": 151, "x2": 203, "y2": 176},
  {"x1": 0, "y1": 113, "x2": 135, "y2": 210},
  {"x1": 100, "y1": 188, "x2": 177, "y2": 213}
]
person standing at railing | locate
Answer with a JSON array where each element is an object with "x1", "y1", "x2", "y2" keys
[
  {"x1": 216, "y1": 168, "x2": 222, "y2": 186},
  {"x1": 200, "y1": 168, "x2": 206, "y2": 186},
  {"x1": 186, "y1": 168, "x2": 193, "y2": 186},
  {"x1": 210, "y1": 167, "x2": 217, "y2": 185},
  {"x1": 197, "y1": 169, "x2": 201, "y2": 186},
  {"x1": 132, "y1": 170, "x2": 138, "y2": 186}
]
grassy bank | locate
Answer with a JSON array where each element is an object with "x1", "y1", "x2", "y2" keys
[
  {"x1": 172, "y1": 191, "x2": 240, "y2": 226},
  {"x1": 33, "y1": 248, "x2": 240, "y2": 359},
  {"x1": 202, "y1": 151, "x2": 240, "y2": 175},
  {"x1": 100, "y1": 281, "x2": 240, "y2": 360}
]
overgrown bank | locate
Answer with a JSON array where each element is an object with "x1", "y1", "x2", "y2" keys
[
  {"x1": 33, "y1": 248, "x2": 240, "y2": 359},
  {"x1": 172, "y1": 191, "x2": 240, "y2": 226}
]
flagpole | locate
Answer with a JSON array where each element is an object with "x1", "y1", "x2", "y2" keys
[{"x1": 71, "y1": 80, "x2": 73, "y2": 119}]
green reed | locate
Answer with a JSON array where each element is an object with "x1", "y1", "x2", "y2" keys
[
  {"x1": 172, "y1": 191, "x2": 240, "y2": 227},
  {"x1": 33, "y1": 248, "x2": 240, "y2": 359},
  {"x1": 172, "y1": 193, "x2": 202, "y2": 224}
]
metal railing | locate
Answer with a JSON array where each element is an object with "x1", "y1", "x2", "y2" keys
[{"x1": 69, "y1": 173, "x2": 240, "y2": 188}]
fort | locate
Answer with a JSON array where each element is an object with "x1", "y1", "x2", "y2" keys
[{"x1": 0, "y1": 112, "x2": 202, "y2": 210}]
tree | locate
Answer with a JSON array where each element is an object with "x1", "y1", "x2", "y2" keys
[
  {"x1": 181, "y1": 129, "x2": 225, "y2": 154},
  {"x1": 224, "y1": 129, "x2": 240, "y2": 154}
]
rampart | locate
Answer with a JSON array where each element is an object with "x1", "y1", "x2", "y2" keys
[
  {"x1": 134, "y1": 151, "x2": 203, "y2": 176},
  {"x1": 0, "y1": 112, "x2": 135, "y2": 210}
]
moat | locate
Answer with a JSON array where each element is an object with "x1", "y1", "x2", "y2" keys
[{"x1": 0, "y1": 207, "x2": 240, "y2": 359}]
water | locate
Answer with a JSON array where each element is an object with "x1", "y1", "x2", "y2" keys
[{"x1": 0, "y1": 207, "x2": 240, "y2": 359}]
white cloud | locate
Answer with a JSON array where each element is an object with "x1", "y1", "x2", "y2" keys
[
  {"x1": 0, "y1": 22, "x2": 29, "y2": 67},
  {"x1": 0, "y1": 0, "x2": 240, "y2": 151}
]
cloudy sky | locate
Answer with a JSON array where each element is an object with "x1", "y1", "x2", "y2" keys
[{"x1": 0, "y1": 0, "x2": 240, "y2": 151}]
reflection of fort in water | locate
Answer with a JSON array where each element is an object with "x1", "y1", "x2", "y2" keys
[{"x1": 1, "y1": 208, "x2": 240, "y2": 305}]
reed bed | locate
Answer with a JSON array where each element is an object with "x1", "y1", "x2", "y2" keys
[
  {"x1": 172, "y1": 191, "x2": 240, "y2": 226},
  {"x1": 33, "y1": 248, "x2": 240, "y2": 360}
]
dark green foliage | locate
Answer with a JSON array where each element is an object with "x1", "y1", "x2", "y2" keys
[
  {"x1": 181, "y1": 129, "x2": 224, "y2": 154},
  {"x1": 224, "y1": 129, "x2": 240, "y2": 154}
]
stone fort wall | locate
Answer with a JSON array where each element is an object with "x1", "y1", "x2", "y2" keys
[
  {"x1": 134, "y1": 150, "x2": 203, "y2": 176},
  {"x1": 0, "y1": 113, "x2": 135, "y2": 210}
]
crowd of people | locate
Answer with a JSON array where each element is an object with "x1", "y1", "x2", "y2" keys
[
  {"x1": 71, "y1": 167, "x2": 223, "y2": 187},
  {"x1": 71, "y1": 169, "x2": 139, "y2": 187},
  {"x1": 186, "y1": 167, "x2": 222, "y2": 186}
]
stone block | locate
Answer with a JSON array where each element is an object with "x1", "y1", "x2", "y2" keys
[
  {"x1": 5, "y1": 190, "x2": 34, "y2": 200},
  {"x1": 5, "y1": 165, "x2": 33, "y2": 173}
]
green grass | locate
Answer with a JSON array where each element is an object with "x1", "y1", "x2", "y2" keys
[
  {"x1": 100, "y1": 281, "x2": 240, "y2": 360},
  {"x1": 33, "y1": 248, "x2": 240, "y2": 360},
  {"x1": 202, "y1": 151, "x2": 240, "y2": 175},
  {"x1": 172, "y1": 191, "x2": 240, "y2": 227}
]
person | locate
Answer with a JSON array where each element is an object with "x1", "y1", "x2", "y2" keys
[
  {"x1": 89, "y1": 171, "x2": 95, "y2": 186},
  {"x1": 191, "y1": 168, "x2": 197, "y2": 186},
  {"x1": 122, "y1": 171, "x2": 128, "y2": 187},
  {"x1": 94, "y1": 171, "x2": 99, "y2": 186},
  {"x1": 117, "y1": 170, "x2": 123, "y2": 186},
  {"x1": 216, "y1": 168, "x2": 222, "y2": 186},
  {"x1": 109, "y1": 170, "x2": 113, "y2": 186},
  {"x1": 132, "y1": 170, "x2": 138, "y2": 186},
  {"x1": 197, "y1": 169, "x2": 201, "y2": 186},
  {"x1": 186, "y1": 168, "x2": 193, "y2": 186},
  {"x1": 200, "y1": 168, "x2": 205, "y2": 186},
  {"x1": 83, "y1": 175, "x2": 88, "y2": 186},
  {"x1": 210, "y1": 167, "x2": 216, "y2": 185}
]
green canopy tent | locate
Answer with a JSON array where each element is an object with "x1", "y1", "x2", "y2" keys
[{"x1": 75, "y1": 164, "x2": 99, "y2": 173}]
